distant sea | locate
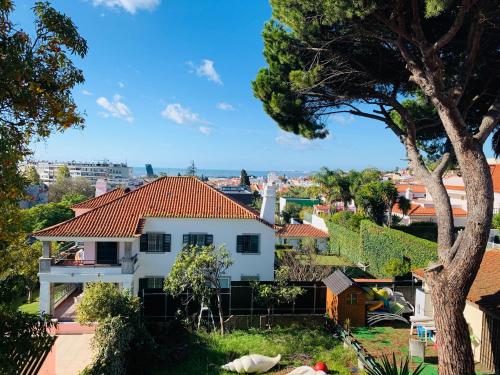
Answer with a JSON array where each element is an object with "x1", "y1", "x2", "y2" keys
[{"x1": 132, "y1": 167, "x2": 313, "y2": 179}]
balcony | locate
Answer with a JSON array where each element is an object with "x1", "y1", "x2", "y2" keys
[{"x1": 40, "y1": 242, "x2": 138, "y2": 279}]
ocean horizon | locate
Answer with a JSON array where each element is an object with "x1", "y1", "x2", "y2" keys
[{"x1": 132, "y1": 166, "x2": 314, "y2": 179}]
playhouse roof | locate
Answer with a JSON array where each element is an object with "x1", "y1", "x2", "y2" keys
[{"x1": 323, "y1": 269, "x2": 362, "y2": 295}]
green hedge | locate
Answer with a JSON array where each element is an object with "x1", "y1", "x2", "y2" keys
[
  {"x1": 326, "y1": 222, "x2": 362, "y2": 264},
  {"x1": 359, "y1": 220, "x2": 437, "y2": 277},
  {"x1": 327, "y1": 220, "x2": 437, "y2": 277}
]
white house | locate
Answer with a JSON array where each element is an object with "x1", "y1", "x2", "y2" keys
[
  {"x1": 412, "y1": 249, "x2": 500, "y2": 373},
  {"x1": 34, "y1": 176, "x2": 277, "y2": 315}
]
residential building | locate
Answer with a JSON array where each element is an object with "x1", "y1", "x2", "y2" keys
[
  {"x1": 218, "y1": 186, "x2": 255, "y2": 205},
  {"x1": 22, "y1": 160, "x2": 133, "y2": 186},
  {"x1": 276, "y1": 224, "x2": 329, "y2": 252},
  {"x1": 413, "y1": 249, "x2": 500, "y2": 373},
  {"x1": 392, "y1": 202, "x2": 468, "y2": 227},
  {"x1": 34, "y1": 176, "x2": 277, "y2": 315}
]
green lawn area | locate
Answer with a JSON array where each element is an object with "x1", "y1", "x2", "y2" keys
[
  {"x1": 352, "y1": 325, "x2": 438, "y2": 375},
  {"x1": 10, "y1": 289, "x2": 40, "y2": 315},
  {"x1": 155, "y1": 326, "x2": 357, "y2": 375},
  {"x1": 314, "y1": 255, "x2": 353, "y2": 266}
]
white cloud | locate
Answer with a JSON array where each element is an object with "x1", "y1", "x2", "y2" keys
[
  {"x1": 81, "y1": 89, "x2": 93, "y2": 96},
  {"x1": 198, "y1": 126, "x2": 213, "y2": 135},
  {"x1": 160, "y1": 103, "x2": 208, "y2": 124},
  {"x1": 275, "y1": 131, "x2": 318, "y2": 150},
  {"x1": 96, "y1": 94, "x2": 134, "y2": 122},
  {"x1": 187, "y1": 59, "x2": 222, "y2": 85},
  {"x1": 216, "y1": 102, "x2": 235, "y2": 111},
  {"x1": 332, "y1": 114, "x2": 355, "y2": 125},
  {"x1": 118, "y1": 81, "x2": 125, "y2": 88},
  {"x1": 92, "y1": 0, "x2": 160, "y2": 14}
]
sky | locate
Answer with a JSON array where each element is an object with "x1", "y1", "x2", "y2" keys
[{"x1": 13, "y1": 0, "x2": 410, "y2": 172}]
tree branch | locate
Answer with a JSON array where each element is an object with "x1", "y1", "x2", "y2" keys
[{"x1": 473, "y1": 95, "x2": 500, "y2": 144}]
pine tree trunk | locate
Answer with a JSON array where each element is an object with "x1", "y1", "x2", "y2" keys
[
  {"x1": 428, "y1": 277, "x2": 475, "y2": 374},
  {"x1": 216, "y1": 289, "x2": 224, "y2": 335}
]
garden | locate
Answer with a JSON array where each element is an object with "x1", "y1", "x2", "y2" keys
[{"x1": 155, "y1": 326, "x2": 357, "y2": 375}]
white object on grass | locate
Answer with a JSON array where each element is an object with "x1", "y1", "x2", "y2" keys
[
  {"x1": 286, "y1": 366, "x2": 327, "y2": 375},
  {"x1": 221, "y1": 354, "x2": 281, "y2": 373}
]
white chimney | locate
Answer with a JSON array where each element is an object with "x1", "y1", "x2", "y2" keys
[
  {"x1": 260, "y1": 183, "x2": 276, "y2": 225},
  {"x1": 405, "y1": 187, "x2": 413, "y2": 200}
]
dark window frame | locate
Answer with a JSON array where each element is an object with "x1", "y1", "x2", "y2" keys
[{"x1": 236, "y1": 234, "x2": 260, "y2": 254}]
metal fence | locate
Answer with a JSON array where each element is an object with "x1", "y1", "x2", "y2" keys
[{"x1": 141, "y1": 281, "x2": 327, "y2": 319}]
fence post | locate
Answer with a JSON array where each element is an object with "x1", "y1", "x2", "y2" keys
[{"x1": 313, "y1": 284, "x2": 317, "y2": 314}]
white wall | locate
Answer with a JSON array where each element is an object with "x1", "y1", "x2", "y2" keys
[
  {"x1": 132, "y1": 217, "x2": 276, "y2": 292},
  {"x1": 464, "y1": 302, "x2": 483, "y2": 363}
]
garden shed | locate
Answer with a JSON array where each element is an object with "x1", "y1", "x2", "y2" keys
[{"x1": 323, "y1": 270, "x2": 366, "y2": 327}]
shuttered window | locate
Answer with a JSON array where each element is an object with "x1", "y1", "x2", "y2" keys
[
  {"x1": 182, "y1": 234, "x2": 213, "y2": 246},
  {"x1": 140, "y1": 233, "x2": 171, "y2": 252},
  {"x1": 236, "y1": 235, "x2": 259, "y2": 253}
]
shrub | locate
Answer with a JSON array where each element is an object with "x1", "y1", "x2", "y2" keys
[
  {"x1": 328, "y1": 211, "x2": 367, "y2": 232},
  {"x1": 326, "y1": 222, "x2": 362, "y2": 263},
  {"x1": 360, "y1": 221, "x2": 437, "y2": 277},
  {"x1": 493, "y1": 213, "x2": 500, "y2": 229},
  {"x1": 383, "y1": 258, "x2": 411, "y2": 277},
  {"x1": 77, "y1": 283, "x2": 140, "y2": 325}
]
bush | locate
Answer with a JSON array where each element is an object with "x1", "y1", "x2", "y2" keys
[
  {"x1": 392, "y1": 222, "x2": 438, "y2": 242},
  {"x1": 360, "y1": 221, "x2": 437, "y2": 277},
  {"x1": 326, "y1": 222, "x2": 362, "y2": 263},
  {"x1": 328, "y1": 211, "x2": 367, "y2": 232},
  {"x1": 383, "y1": 258, "x2": 411, "y2": 277},
  {"x1": 77, "y1": 283, "x2": 140, "y2": 325},
  {"x1": 493, "y1": 213, "x2": 500, "y2": 229}
]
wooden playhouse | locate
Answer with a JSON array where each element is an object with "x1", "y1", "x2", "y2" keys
[{"x1": 323, "y1": 270, "x2": 367, "y2": 327}]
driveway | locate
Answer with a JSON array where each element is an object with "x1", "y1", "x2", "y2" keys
[{"x1": 39, "y1": 323, "x2": 96, "y2": 375}]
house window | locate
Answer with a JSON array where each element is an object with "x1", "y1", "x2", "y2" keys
[
  {"x1": 236, "y1": 234, "x2": 260, "y2": 253},
  {"x1": 140, "y1": 233, "x2": 171, "y2": 252},
  {"x1": 241, "y1": 275, "x2": 260, "y2": 281},
  {"x1": 348, "y1": 293, "x2": 358, "y2": 305},
  {"x1": 148, "y1": 233, "x2": 162, "y2": 252},
  {"x1": 183, "y1": 233, "x2": 213, "y2": 247},
  {"x1": 146, "y1": 277, "x2": 164, "y2": 289}
]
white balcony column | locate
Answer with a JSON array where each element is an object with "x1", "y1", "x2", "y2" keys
[
  {"x1": 39, "y1": 281, "x2": 54, "y2": 315},
  {"x1": 121, "y1": 242, "x2": 134, "y2": 275},
  {"x1": 39, "y1": 241, "x2": 52, "y2": 274}
]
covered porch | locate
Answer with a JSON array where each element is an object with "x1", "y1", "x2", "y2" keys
[{"x1": 37, "y1": 238, "x2": 137, "y2": 316}]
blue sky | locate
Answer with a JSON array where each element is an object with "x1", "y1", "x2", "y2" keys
[{"x1": 14, "y1": 0, "x2": 409, "y2": 171}]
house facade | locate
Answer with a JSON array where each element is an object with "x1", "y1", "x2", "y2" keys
[
  {"x1": 34, "y1": 177, "x2": 277, "y2": 315},
  {"x1": 413, "y1": 249, "x2": 500, "y2": 373}
]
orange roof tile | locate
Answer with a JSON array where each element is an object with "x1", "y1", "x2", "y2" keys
[
  {"x1": 276, "y1": 224, "x2": 329, "y2": 238},
  {"x1": 72, "y1": 188, "x2": 128, "y2": 210},
  {"x1": 396, "y1": 184, "x2": 427, "y2": 194},
  {"x1": 413, "y1": 250, "x2": 500, "y2": 315},
  {"x1": 34, "y1": 177, "x2": 272, "y2": 238},
  {"x1": 393, "y1": 202, "x2": 467, "y2": 217},
  {"x1": 491, "y1": 164, "x2": 500, "y2": 193}
]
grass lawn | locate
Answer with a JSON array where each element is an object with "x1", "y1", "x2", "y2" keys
[
  {"x1": 314, "y1": 255, "x2": 353, "y2": 266},
  {"x1": 352, "y1": 325, "x2": 439, "y2": 375},
  {"x1": 10, "y1": 289, "x2": 40, "y2": 315},
  {"x1": 156, "y1": 326, "x2": 357, "y2": 375}
]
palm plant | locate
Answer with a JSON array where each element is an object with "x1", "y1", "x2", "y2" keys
[
  {"x1": 366, "y1": 354, "x2": 425, "y2": 375},
  {"x1": 314, "y1": 167, "x2": 352, "y2": 212}
]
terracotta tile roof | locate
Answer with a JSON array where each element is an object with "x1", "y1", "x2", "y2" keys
[
  {"x1": 413, "y1": 250, "x2": 500, "y2": 315},
  {"x1": 276, "y1": 224, "x2": 329, "y2": 238},
  {"x1": 72, "y1": 188, "x2": 128, "y2": 210},
  {"x1": 490, "y1": 164, "x2": 500, "y2": 193},
  {"x1": 34, "y1": 177, "x2": 272, "y2": 238},
  {"x1": 396, "y1": 184, "x2": 427, "y2": 194},
  {"x1": 392, "y1": 202, "x2": 467, "y2": 217}
]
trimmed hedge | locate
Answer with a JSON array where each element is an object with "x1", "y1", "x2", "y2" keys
[
  {"x1": 327, "y1": 219, "x2": 437, "y2": 277},
  {"x1": 360, "y1": 221, "x2": 437, "y2": 277},
  {"x1": 327, "y1": 222, "x2": 362, "y2": 264}
]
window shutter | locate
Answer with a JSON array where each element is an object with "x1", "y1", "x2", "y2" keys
[
  {"x1": 140, "y1": 234, "x2": 148, "y2": 252},
  {"x1": 236, "y1": 236, "x2": 243, "y2": 253},
  {"x1": 205, "y1": 234, "x2": 213, "y2": 246},
  {"x1": 183, "y1": 234, "x2": 189, "y2": 246},
  {"x1": 251, "y1": 235, "x2": 259, "y2": 253},
  {"x1": 163, "y1": 234, "x2": 171, "y2": 252}
]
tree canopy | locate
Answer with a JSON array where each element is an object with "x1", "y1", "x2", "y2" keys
[{"x1": 0, "y1": 1, "x2": 87, "y2": 246}]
